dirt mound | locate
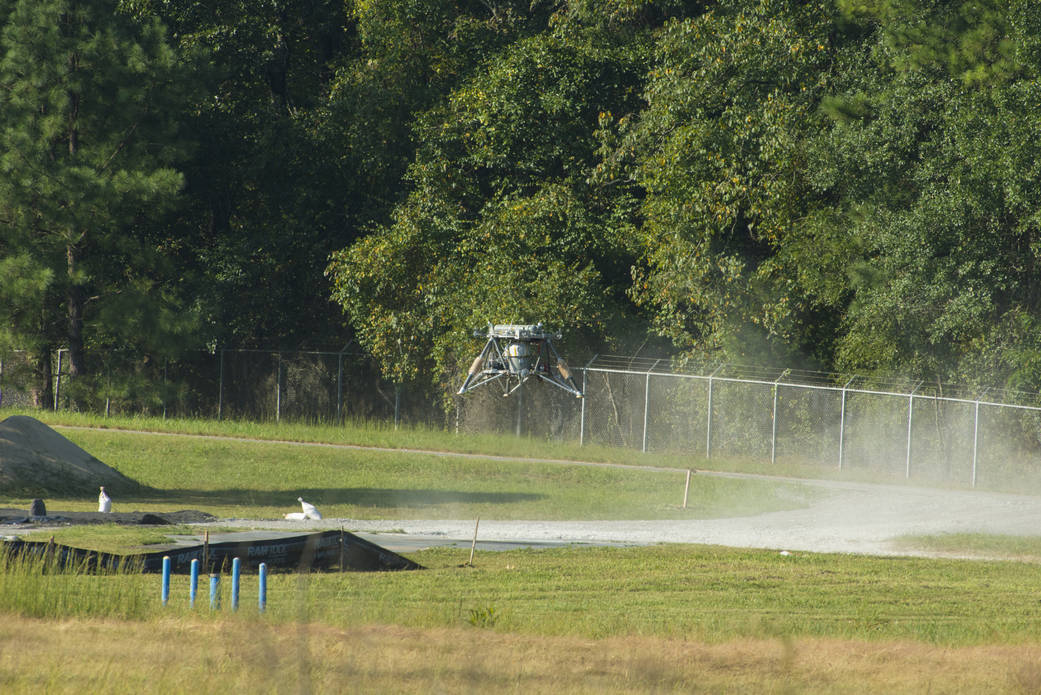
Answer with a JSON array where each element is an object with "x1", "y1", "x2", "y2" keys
[{"x1": 0, "y1": 415, "x2": 142, "y2": 497}]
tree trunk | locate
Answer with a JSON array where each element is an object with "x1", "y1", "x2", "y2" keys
[
  {"x1": 30, "y1": 348, "x2": 54, "y2": 410},
  {"x1": 66, "y1": 70, "x2": 85, "y2": 379},
  {"x1": 66, "y1": 242, "x2": 86, "y2": 378}
]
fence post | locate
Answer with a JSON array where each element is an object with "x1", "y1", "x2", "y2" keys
[
  {"x1": 642, "y1": 371, "x2": 650, "y2": 453},
  {"x1": 905, "y1": 380, "x2": 922, "y2": 479},
  {"x1": 394, "y1": 384, "x2": 401, "y2": 429},
  {"x1": 579, "y1": 356, "x2": 597, "y2": 447},
  {"x1": 579, "y1": 369, "x2": 587, "y2": 446},
  {"x1": 770, "y1": 370, "x2": 790, "y2": 465},
  {"x1": 706, "y1": 365, "x2": 724, "y2": 459},
  {"x1": 276, "y1": 352, "x2": 282, "y2": 422},
  {"x1": 971, "y1": 399, "x2": 980, "y2": 488},
  {"x1": 771, "y1": 384, "x2": 777, "y2": 464},
  {"x1": 838, "y1": 376, "x2": 855, "y2": 469},
  {"x1": 217, "y1": 349, "x2": 224, "y2": 420},
  {"x1": 337, "y1": 350, "x2": 344, "y2": 421},
  {"x1": 971, "y1": 390, "x2": 988, "y2": 488},
  {"x1": 54, "y1": 348, "x2": 63, "y2": 411},
  {"x1": 706, "y1": 376, "x2": 714, "y2": 459},
  {"x1": 162, "y1": 361, "x2": 168, "y2": 420},
  {"x1": 642, "y1": 360, "x2": 660, "y2": 453}
]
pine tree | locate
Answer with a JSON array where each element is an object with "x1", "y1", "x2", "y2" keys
[{"x1": 0, "y1": 0, "x2": 192, "y2": 403}]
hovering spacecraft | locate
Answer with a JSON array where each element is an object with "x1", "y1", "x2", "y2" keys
[{"x1": 457, "y1": 324, "x2": 583, "y2": 398}]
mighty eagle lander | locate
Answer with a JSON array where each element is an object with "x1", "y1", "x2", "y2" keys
[{"x1": 457, "y1": 324, "x2": 583, "y2": 398}]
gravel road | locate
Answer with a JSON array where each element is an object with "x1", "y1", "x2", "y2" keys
[{"x1": 197, "y1": 472, "x2": 1041, "y2": 558}]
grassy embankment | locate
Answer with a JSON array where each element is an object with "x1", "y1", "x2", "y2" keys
[
  {"x1": 3, "y1": 410, "x2": 1041, "y2": 692},
  {"x1": 6, "y1": 407, "x2": 973, "y2": 487},
  {"x1": 1, "y1": 408, "x2": 817, "y2": 520}
]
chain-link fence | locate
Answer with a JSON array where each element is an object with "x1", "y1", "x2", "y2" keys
[
  {"x1": 573, "y1": 357, "x2": 1041, "y2": 489},
  {"x1": 0, "y1": 351, "x2": 39, "y2": 409},
  {"x1": 4, "y1": 348, "x2": 1041, "y2": 489},
  {"x1": 0, "y1": 348, "x2": 437, "y2": 426}
]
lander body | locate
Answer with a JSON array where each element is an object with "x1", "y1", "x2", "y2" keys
[{"x1": 457, "y1": 324, "x2": 583, "y2": 398}]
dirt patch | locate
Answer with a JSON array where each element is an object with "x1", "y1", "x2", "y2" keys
[
  {"x1": 0, "y1": 508, "x2": 216, "y2": 527},
  {"x1": 0, "y1": 415, "x2": 142, "y2": 497}
]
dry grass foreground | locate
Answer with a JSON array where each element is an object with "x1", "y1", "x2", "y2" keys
[{"x1": 3, "y1": 615, "x2": 1041, "y2": 694}]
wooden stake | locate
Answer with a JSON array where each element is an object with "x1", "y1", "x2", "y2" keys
[
  {"x1": 682, "y1": 469, "x2": 692, "y2": 509},
  {"x1": 467, "y1": 518, "x2": 480, "y2": 566}
]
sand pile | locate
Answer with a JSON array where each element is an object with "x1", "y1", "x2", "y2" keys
[{"x1": 0, "y1": 415, "x2": 141, "y2": 497}]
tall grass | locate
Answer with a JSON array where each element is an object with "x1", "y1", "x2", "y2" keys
[
  {"x1": 0, "y1": 544, "x2": 152, "y2": 620},
  {"x1": 255, "y1": 545, "x2": 1041, "y2": 647},
  {"x1": 6, "y1": 541, "x2": 1039, "y2": 647},
  {"x1": 8, "y1": 613, "x2": 1041, "y2": 695}
]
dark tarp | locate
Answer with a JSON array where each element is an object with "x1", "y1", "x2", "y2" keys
[{"x1": 0, "y1": 529, "x2": 422, "y2": 573}]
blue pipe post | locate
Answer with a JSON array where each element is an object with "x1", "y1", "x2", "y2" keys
[
  {"x1": 231, "y1": 557, "x2": 241, "y2": 612},
  {"x1": 258, "y1": 563, "x2": 267, "y2": 613},
  {"x1": 210, "y1": 574, "x2": 220, "y2": 610},
  {"x1": 161, "y1": 556, "x2": 171, "y2": 606},
  {"x1": 189, "y1": 559, "x2": 199, "y2": 608}
]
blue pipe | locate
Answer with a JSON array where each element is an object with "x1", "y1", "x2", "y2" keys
[
  {"x1": 258, "y1": 563, "x2": 267, "y2": 613},
  {"x1": 189, "y1": 559, "x2": 199, "y2": 608},
  {"x1": 231, "y1": 557, "x2": 241, "y2": 612},
  {"x1": 161, "y1": 556, "x2": 171, "y2": 606},
  {"x1": 210, "y1": 574, "x2": 220, "y2": 610}
]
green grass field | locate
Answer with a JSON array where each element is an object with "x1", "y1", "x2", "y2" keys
[
  {"x1": 2, "y1": 410, "x2": 820, "y2": 520},
  {"x1": 3, "y1": 410, "x2": 1041, "y2": 693}
]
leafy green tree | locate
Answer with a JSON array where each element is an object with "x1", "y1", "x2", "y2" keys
[
  {"x1": 123, "y1": 0, "x2": 356, "y2": 349},
  {"x1": 812, "y1": 0, "x2": 1041, "y2": 388},
  {"x1": 320, "y1": 0, "x2": 556, "y2": 233},
  {"x1": 621, "y1": 0, "x2": 845, "y2": 366},
  {"x1": 126, "y1": 0, "x2": 556, "y2": 352},
  {"x1": 0, "y1": 0, "x2": 196, "y2": 404},
  {"x1": 328, "y1": 7, "x2": 673, "y2": 396}
]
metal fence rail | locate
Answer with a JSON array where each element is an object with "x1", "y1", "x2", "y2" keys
[{"x1": 3, "y1": 349, "x2": 1041, "y2": 488}]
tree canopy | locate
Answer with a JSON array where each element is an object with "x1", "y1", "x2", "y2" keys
[{"x1": 4, "y1": 0, "x2": 1041, "y2": 408}]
